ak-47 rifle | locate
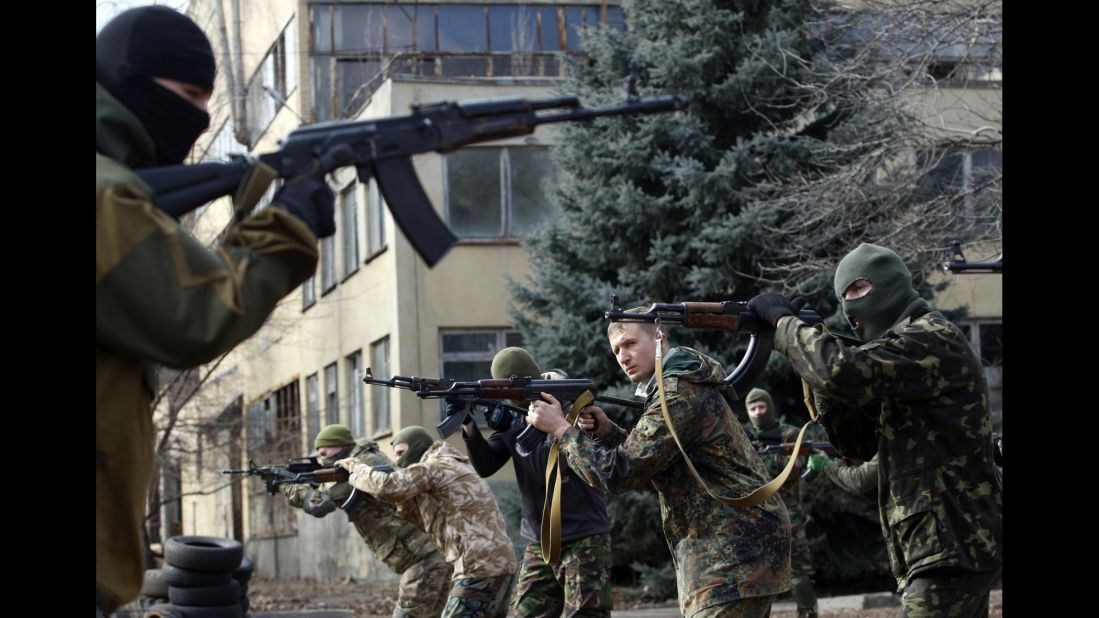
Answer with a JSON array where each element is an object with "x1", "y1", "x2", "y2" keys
[
  {"x1": 362, "y1": 370, "x2": 643, "y2": 454},
  {"x1": 136, "y1": 77, "x2": 685, "y2": 267},
  {"x1": 221, "y1": 457, "x2": 349, "y2": 494},
  {"x1": 605, "y1": 294, "x2": 823, "y2": 396},
  {"x1": 752, "y1": 428, "x2": 837, "y2": 481}
]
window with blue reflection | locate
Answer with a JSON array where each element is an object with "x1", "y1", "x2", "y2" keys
[
  {"x1": 607, "y1": 6, "x2": 626, "y2": 32},
  {"x1": 564, "y1": 6, "x2": 593, "y2": 51},
  {"x1": 334, "y1": 4, "x2": 384, "y2": 52},
  {"x1": 313, "y1": 4, "x2": 332, "y2": 52},
  {"x1": 539, "y1": 7, "x2": 559, "y2": 51},
  {"x1": 438, "y1": 5, "x2": 487, "y2": 52},
  {"x1": 385, "y1": 5, "x2": 415, "y2": 53},
  {"x1": 490, "y1": 5, "x2": 538, "y2": 52}
]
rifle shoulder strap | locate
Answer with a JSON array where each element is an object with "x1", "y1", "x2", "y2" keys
[
  {"x1": 232, "y1": 160, "x2": 279, "y2": 218},
  {"x1": 652, "y1": 346, "x2": 819, "y2": 507},
  {"x1": 540, "y1": 390, "x2": 594, "y2": 565}
]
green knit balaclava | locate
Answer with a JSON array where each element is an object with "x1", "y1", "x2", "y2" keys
[
  {"x1": 314, "y1": 424, "x2": 355, "y2": 466},
  {"x1": 491, "y1": 347, "x2": 542, "y2": 407},
  {"x1": 745, "y1": 388, "x2": 779, "y2": 431},
  {"x1": 833, "y1": 243, "x2": 929, "y2": 342},
  {"x1": 392, "y1": 426, "x2": 434, "y2": 468},
  {"x1": 491, "y1": 347, "x2": 542, "y2": 379}
]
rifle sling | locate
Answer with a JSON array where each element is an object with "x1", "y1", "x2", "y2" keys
[
  {"x1": 652, "y1": 345, "x2": 819, "y2": 508},
  {"x1": 540, "y1": 390, "x2": 594, "y2": 565},
  {"x1": 232, "y1": 161, "x2": 279, "y2": 218}
]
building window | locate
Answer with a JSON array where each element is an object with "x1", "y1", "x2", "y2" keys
[
  {"x1": 915, "y1": 148, "x2": 1001, "y2": 210},
  {"x1": 306, "y1": 372, "x2": 320, "y2": 442},
  {"x1": 245, "y1": 20, "x2": 297, "y2": 146},
  {"x1": 324, "y1": 362, "x2": 339, "y2": 425},
  {"x1": 444, "y1": 146, "x2": 557, "y2": 239},
  {"x1": 371, "y1": 337, "x2": 391, "y2": 435},
  {"x1": 365, "y1": 177, "x2": 387, "y2": 259},
  {"x1": 347, "y1": 351, "x2": 365, "y2": 437},
  {"x1": 321, "y1": 235, "x2": 337, "y2": 294},
  {"x1": 309, "y1": 3, "x2": 625, "y2": 120},
  {"x1": 341, "y1": 182, "x2": 360, "y2": 278},
  {"x1": 245, "y1": 380, "x2": 301, "y2": 537},
  {"x1": 439, "y1": 329, "x2": 523, "y2": 425},
  {"x1": 302, "y1": 275, "x2": 316, "y2": 310}
]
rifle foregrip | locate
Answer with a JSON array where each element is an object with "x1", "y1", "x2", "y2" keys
[{"x1": 684, "y1": 314, "x2": 743, "y2": 332}]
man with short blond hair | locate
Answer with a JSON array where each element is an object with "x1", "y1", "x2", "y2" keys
[{"x1": 529, "y1": 313, "x2": 791, "y2": 617}]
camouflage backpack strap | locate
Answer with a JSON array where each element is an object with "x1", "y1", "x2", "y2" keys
[
  {"x1": 652, "y1": 339, "x2": 819, "y2": 507},
  {"x1": 540, "y1": 390, "x2": 594, "y2": 564}
]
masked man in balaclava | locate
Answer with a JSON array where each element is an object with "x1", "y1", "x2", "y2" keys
[
  {"x1": 743, "y1": 388, "x2": 819, "y2": 618},
  {"x1": 747, "y1": 243, "x2": 1002, "y2": 617},
  {"x1": 96, "y1": 7, "x2": 336, "y2": 614},
  {"x1": 336, "y1": 426, "x2": 518, "y2": 617},
  {"x1": 278, "y1": 425, "x2": 452, "y2": 617}
]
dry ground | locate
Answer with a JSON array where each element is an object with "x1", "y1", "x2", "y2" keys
[{"x1": 247, "y1": 579, "x2": 1002, "y2": 617}]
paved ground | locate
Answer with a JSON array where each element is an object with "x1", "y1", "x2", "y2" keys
[{"x1": 246, "y1": 578, "x2": 1003, "y2": 617}]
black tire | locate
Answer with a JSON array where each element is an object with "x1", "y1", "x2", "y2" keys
[
  {"x1": 240, "y1": 596, "x2": 249, "y2": 614},
  {"x1": 232, "y1": 556, "x2": 254, "y2": 585},
  {"x1": 149, "y1": 603, "x2": 242, "y2": 618},
  {"x1": 161, "y1": 563, "x2": 233, "y2": 588},
  {"x1": 168, "y1": 580, "x2": 242, "y2": 607},
  {"x1": 142, "y1": 568, "x2": 170, "y2": 598},
  {"x1": 164, "y1": 536, "x2": 243, "y2": 572}
]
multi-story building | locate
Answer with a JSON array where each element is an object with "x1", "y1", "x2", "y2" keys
[{"x1": 151, "y1": 0, "x2": 1001, "y2": 581}]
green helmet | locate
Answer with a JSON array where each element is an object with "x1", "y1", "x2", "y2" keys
[
  {"x1": 491, "y1": 347, "x2": 542, "y2": 379},
  {"x1": 392, "y1": 426, "x2": 434, "y2": 468},
  {"x1": 314, "y1": 424, "x2": 355, "y2": 448}
]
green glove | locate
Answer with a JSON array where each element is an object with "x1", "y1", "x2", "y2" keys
[{"x1": 807, "y1": 454, "x2": 833, "y2": 472}]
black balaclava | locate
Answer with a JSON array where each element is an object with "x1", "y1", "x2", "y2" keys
[
  {"x1": 96, "y1": 6, "x2": 216, "y2": 165},
  {"x1": 833, "y1": 243, "x2": 930, "y2": 342}
]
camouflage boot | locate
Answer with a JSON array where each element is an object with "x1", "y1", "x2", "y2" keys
[{"x1": 791, "y1": 576, "x2": 818, "y2": 618}]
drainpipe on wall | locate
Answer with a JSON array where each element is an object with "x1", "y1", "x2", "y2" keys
[{"x1": 215, "y1": 0, "x2": 251, "y2": 146}]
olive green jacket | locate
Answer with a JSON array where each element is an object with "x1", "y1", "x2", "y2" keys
[{"x1": 95, "y1": 82, "x2": 318, "y2": 611}]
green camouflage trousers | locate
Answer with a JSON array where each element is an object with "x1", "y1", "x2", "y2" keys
[
  {"x1": 443, "y1": 573, "x2": 517, "y2": 618},
  {"x1": 900, "y1": 568, "x2": 999, "y2": 618},
  {"x1": 511, "y1": 533, "x2": 613, "y2": 617},
  {"x1": 391, "y1": 550, "x2": 453, "y2": 618},
  {"x1": 691, "y1": 595, "x2": 775, "y2": 618}
]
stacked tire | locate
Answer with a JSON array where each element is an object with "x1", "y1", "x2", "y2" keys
[{"x1": 143, "y1": 535, "x2": 252, "y2": 618}]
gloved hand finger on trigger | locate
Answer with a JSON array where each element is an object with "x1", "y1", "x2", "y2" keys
[{"x1": 273, "y1": 175, "x2": 336, "y2": 239}]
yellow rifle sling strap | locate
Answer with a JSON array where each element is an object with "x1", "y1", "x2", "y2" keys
[
  {"x1": 652, "y1": 348, "x2": 820, "y2": 508},
  {"x1": 540, "y1": 390, "x2": 595, "y2": 564},
  {"x1": 232, "y1": 160, "x2": 279, "y2": 215}
]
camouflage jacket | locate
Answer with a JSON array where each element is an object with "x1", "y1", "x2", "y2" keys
[
  {"x1": 281, "y1": 439, "x2": 442, "y2": 573},
  {"x1": 776, "y1": 313, "x2": 1002, "y2": 588},
  {"x1": 95, "y1": 83, "x2": 319, "y2": 612},
  {"x1": 825, "y1": 454, "x2": 879, "y2": 498},
  {"x1": 344, "y1": 441, "x2": 517, "y2": 580},
  {"x1": 748, "y1": 422, "x2": 808, "y2": 526},
  {"x1": 558, "y1": 347, "x2": 791, "y2": 616}
]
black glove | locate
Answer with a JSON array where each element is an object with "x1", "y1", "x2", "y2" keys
[
  {"x1": 274, "y1": 175, "x2": 336, "y2": 239},
  {"x1": 747, "y1": 292, "x2": 803, "y2": 326},
  {"x1": 302, "y1": 490, "x2": 337, "y2": 517},
  {"x1": 445, "y1": 398, "x2": 475, "y2": 426}
]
